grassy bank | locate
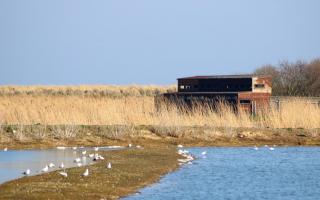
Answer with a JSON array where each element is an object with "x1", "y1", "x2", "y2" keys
[
  {"x1": 0, "y1": 141, "x2": 181, "y2": 200},
  {"x1": 1, "y1": 125, "x2": 320, "y2": 150}
]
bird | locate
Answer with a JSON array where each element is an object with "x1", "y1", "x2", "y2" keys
[
  {"x1": 177, "y1": 144, "x2": 183, "y2": 148},
  {"x1": 94, "y1": 147, "x2": 99, "y2": 152},
  {"x1": 74, "y1": 158, "x2": 81, "y2": 163},
  {"x1": 136, "y1": 145, "x2": 142, "y2": 149},
  {"x1": 56, "y1": 146, "x2": 66, "y2": 150},
  {"x1": 128, "y1": 144, "x2": 132, "y2": 147},
  {"x1": 59, "y1": 162, "x2": 65, "y2": 168},
  {"x1": 72, "y1": 147, "x2": 77, "y2": 150},
  {"x1": 58, "y1": 171, "x2": 68, "y2": 178},
  {"x1": 82, "y1": 150, "x2": 87, "y2": 155},
  {"x1": 254, "y1": 146, "x2": 259, "y2": 150},
  {"x1": 77, "y1": 163, "x2": 82, "y2": 167},
  {"x1": 201, "y1": 151, "x2": 207, "y2": 155},
  {"x1": 23, "y1": 169, "x2": 31, "y2": 175},
  {"x1": 82, "y1": 168, "x2": 89, "y2": 176},
  {"x1": 3, "y1": 147, "x2": 8, "y2": 151},
  {"x1": 269, "y1": 147, "x2": 275, "y2": 151},
  {"x1": 107, "y1": 162, "x2": 112, "y2": 169},
  {"x1": 88, "y1": 153, "x2": 94, "y2": 158},
  {"x1": 41, "y1": 165, "x2": 49, "y2": 172},
  {"x1": 48, "y1": 163, "x2": 55, "y2": 168}
]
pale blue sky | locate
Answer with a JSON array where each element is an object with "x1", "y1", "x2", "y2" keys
[{"x1": 0, "y1": 0, "x2": 319, "y2": 85}]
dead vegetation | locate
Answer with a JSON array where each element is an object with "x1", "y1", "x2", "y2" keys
[{"x1": 0, "y1": 94, "x2": 319, "y2": 130}]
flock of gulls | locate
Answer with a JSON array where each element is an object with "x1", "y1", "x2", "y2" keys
[
  {"x1": 2, "y1": 143, "x2": 276, "y2": 179},
  {"x1": 2, "y1": 144, "x2": 139, "y2": 178},
  {"x1": 176, "y1": 144, "x2": 277, "y2": 165}
]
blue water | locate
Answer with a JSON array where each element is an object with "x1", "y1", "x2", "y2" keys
[
  {"x1": 123, "y1": 147, "x2": 320, "y2": 200},
  {"x1": 0, "y1": 146, "x2": 124, "y2": 184}
]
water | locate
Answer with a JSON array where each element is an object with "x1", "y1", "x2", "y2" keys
[
  {"x1": 0, "y1": 146, "x2": 124, "y2": 184},
  {"x1": 124, "y1": 147, "x2": 320, "y2": 200}
]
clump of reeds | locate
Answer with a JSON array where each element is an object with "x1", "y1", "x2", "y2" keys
[{"x1": 1, "y1": 93, "x2": 320, "y2": 130}]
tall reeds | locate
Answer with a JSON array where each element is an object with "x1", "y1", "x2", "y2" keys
[{"x1": 0, "y1": 90, "x2": 319, "y2": 129}]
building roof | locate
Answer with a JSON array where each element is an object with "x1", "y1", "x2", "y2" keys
[{"x1": 178, "y1": 74, "x2": 269, "y2": 80}]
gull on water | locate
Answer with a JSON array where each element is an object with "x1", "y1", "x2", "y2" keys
[
  {"x1": 23, "y1": 169, "x2": 31, "y2": 175},
  {"x1": 177, "y1": 144, "x2": 183, "y2": 148},
  {"x1": 88, "y1": 153, "x2": 94, "y2": 158},
  {"x1": 107, "y1": 162, "x2": 112, "y2": 169},
  {"x1": 82, "y1": 169, "x2": 89, "y2": 176},
  {"x1": 82, "y1": 150, "x2": 87, "y2": 155},
  {"x1": 41, "y1": 165, "x2": 49, "y2": 172},
  {"x1": 72, "y1": 147, "x2": 77, "y2": 150},
  {"x1": 94, "y1": 147, "x2": 99, "y2": 152},
  {"x1": 59, "y1": 171, "x2": 68, "y2": 178},
  {"x1": 56, "y1": 146, "x2": 66, "y2": 150},
  {"x1": 254, "y1": 146, "x2": 259, "y2": 150},
  {"x1": 201, "y1": 151, "x2": 207, "y2": 155},
  {"x1": 3, "y1": 147, "x2": 8, "y2": 151},
  {"x1": 48, "y1": 163, "x2": 55, "y2": 168},
  {"x1": 269, "y1": 147, "x2": 275, "y2": 151},
  {"x1": 59, "y1": 162, "x2": 65, "y2": 169},
  {"x1": 93, "y1": 154, "x2": 104, "y2": 161}
]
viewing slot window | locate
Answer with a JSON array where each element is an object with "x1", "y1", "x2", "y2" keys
[
  {"x1": 240, "y1": 99, "x2": 251, "y2": 104},
  {"x1": 254, "y1": 84, "x2": 265, "y2": 89}
]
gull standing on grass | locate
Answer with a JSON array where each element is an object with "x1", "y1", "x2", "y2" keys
[
  {"x1": 107, "y1": 162, "x2": 112, "y2": 169},
  {"x1": 82, "y1": 169, "x2": 89, "y2": 176},
  {"x1": 58, "y1": 171, "x2": 68, "y2": 178},
  {"x1": 41, "y1": 165, "x2": 49, "y2": 172}
]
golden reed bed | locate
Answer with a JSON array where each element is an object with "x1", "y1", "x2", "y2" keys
[{"x1": 0, "y1": 85, "x2": 319, "y2": 129}]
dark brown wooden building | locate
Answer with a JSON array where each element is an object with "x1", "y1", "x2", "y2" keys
[{"x1": 158, "y1": 75, "x2": 272, "y2": 113}]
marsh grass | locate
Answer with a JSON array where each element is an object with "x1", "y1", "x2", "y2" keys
[
  {"x1": 0, "y1": 85, "x2": 176, "y2": 97},
  {"x1": 0, "y1": 86, "x2": 319, "y2": 134}
]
